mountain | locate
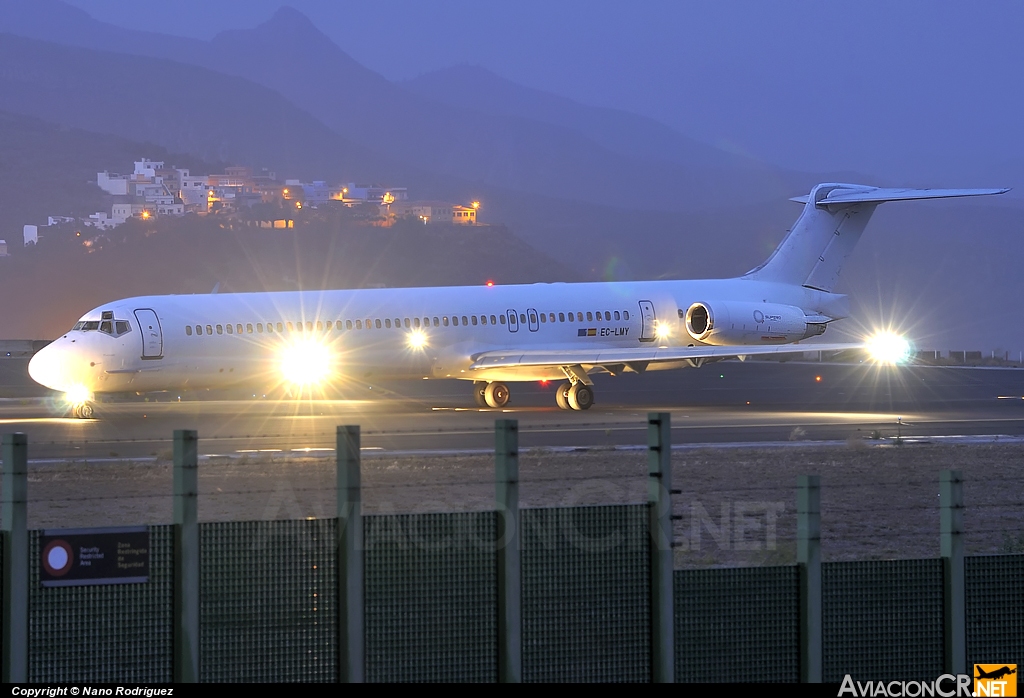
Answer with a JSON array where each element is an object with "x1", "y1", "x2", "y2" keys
[
  {"x1": 403, "y1": 64, "x2": 766, "y2": 172},
  {"x1": 0, "y1": 2, "x2": 805, "y2": 211}
]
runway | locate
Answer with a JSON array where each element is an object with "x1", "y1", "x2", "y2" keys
[{"x1": 3, "y1": 361, "x2": 1024, "y2": 460}]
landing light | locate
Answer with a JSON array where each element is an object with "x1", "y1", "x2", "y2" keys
[
  {"x1": 407, "y1": 329, "x2": 428, "y2": 350},
  {"x1": 654, "y1": 321, "x2": 671, "y2": 341},
  {"x1": 278, "y1": 338, "x2": 333, "y2": 386},
  {"x1": 866, "y1": 332, "x2": 911, "y2": 364},
  {"x1": 64, "y1": 385, "x2": 93, "y2": 406}
]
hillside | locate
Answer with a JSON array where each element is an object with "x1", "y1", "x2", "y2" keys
[
  {"x1": 0, "y1": 214, "x2": 579, "y2": 339},
  {"x1": 0, "y1": 2, "x2": 805, "y2": 211},
  {"x1": 0, "y1": 110, "x2": 221, "y2": 237}
]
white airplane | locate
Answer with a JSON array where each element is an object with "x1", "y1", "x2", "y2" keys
[{"x1": 28, "y1": 182, "x2": 1008, "y2": 418}]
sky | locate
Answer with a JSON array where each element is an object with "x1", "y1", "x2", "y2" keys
[{"x1": 63, "y1": 0, "x2": 1024, "y2": 186}]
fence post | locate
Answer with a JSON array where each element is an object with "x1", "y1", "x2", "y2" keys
[
  {"x1": 940, "y1": 470, "x2": 965, "y2": 675},
  {"x1": 173, "y1": 429, "x2": 200, "y2": 683},
  {"x1": 495, "y1": 419, "x2": 522, "y2": 683},
  {"x1": 337, "y1": 425, "x2": 364, "y2": 683},
  {"x1": 798, "y1": 475, "x2": 822, "y2": 683},
  {"x1": 648, "y1": 412, "x2": 674, "y2": 683},
  {"x1": 2, "y1": 433, "x2": 28, "y2": 683}
]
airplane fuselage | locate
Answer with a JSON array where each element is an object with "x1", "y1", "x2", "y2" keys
[{"x1": 29, "y1": 277, "x2": 843, "y2": 396}]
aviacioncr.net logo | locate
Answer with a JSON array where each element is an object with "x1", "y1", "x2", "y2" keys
[{"x1": 838, "y1": 674, "x2": 972, "y2": 697}]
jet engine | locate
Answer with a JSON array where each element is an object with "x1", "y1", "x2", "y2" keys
[{"x1": 683, "y1": 301, "x2": 825, "y2": 345}]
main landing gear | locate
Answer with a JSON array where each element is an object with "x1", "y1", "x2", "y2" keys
[
  {"x1": 473, "y1": 379, "x2": 594, "y2": 410},
  {"x1": 554, "y1": 381, "x2": 594, "y2": 411},
  {"x1": 474, "y1": 381, "x2": 510, "y2": 408}
]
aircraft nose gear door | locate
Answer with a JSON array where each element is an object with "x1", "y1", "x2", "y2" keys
[
  {"x1": 507, "y1": 309, "x2": 519, "y2": 333},
  {"x1": 527, "y1": 308, "x2": 540, "y2": 332},
  {"x1": 638, "y1": 300, "x2": 657, "y2": 343},
  {"x1": 134, "y1": 308, "x2": 164, "y2": 359}
]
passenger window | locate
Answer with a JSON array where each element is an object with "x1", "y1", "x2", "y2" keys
[
  {"x1": 256, "y1": 323, "x2": 263, "y2": 333},
  {"x1": 356, "y1": 320, "x2": 362, "y2": 329},
  {"x1": 519, "y1": 314, "x2": 526, "y2": 324},
  {"x1": 413, "y1": 318, "x2": 420, "y2": 328},
  {"x1": 462, "y1": 316, "x2": 468, "y2": 325},
  {"x1": 277, "y1": 322, "x2": 283, "y2": 332},
  {"x1": 206, "y1": 325, "x2": 213, "y2": 335},
  {"x1": 287, "y1": 322, "x2": 294, "y2": 331},
  {"x1": 267, "y1": 324, "x2": 274, "y2": 333},
  {"x1": 346, "y1": 320, "x2": 353, "y2": 330},
  {"x1": 471, "y1": 316, "x2": 478, "y2": 326},
  {"x1": 481, "y1": 316, "x2": 487, "y2": 325},
  {"x1": 530, "y1": 313, "x2": 537, "y2": 324},
  {"x1": 385, "y1": 319, "x2": 392, "y2": 328},
  {"x1": 316, "y1": 321, "x2": 323, "y2": 331},
  {"x1": 226, "y1": 324, "x2": 233, "y2": 334},
  {"x1": 443, "y1": 317, "x2": 450, "y2": 327},
  {"x1": 490, "y1": 315, "x2": 497, "y2": 325},
  {"x1": 307, "y1": 322, "x2": 314, "y2": 331},
  {"x1": 216, "y1": 325, "x2": 223, "y2": 335},
  {"x1": 549, "y1": 313, "x2": 555, "y2": 323},
  {"x1": 326, "y1": 321, "x2": 332, "y2": 330},
  {"x1": 623, "y1": 311, "x2": 629, "y2": 320},
  {"x1": 366, "y1": 319, "x2": 372, "y2": 329},
  {"x1": 499, "y1": 315, "x2": 506, "y2": 324},
  {"x1": 433, "y1": 317, "x2": 440, "y2": 327},
  {"x1": 605, "y1": 311, "x2": 611, "y2": 321},
  {"x1": 236, "y1": 324, "x2": 242, "y2": 334},
  {"x1": 586, "y1": 312, "x2": 593, "y2": 322},
  {"x1": 577, "y1": 312, "x2": 583, "y2": 322},
  {"x1": 374, "y1": 319, "x2": 381, "y2": 329},
  {"x1": 404, "y1": 318, "x2": 411, "y2": 328},
  {"x1": 559, "y1": 313, "x2": 565, "y2": 322},
  {"x1": 248, "y1": 324, "x2": 254, "y2": 333},
  {"x1": 614, "y1": 311, "x2": 620, "y2": 321},
  {"x1": 185, "y1": 325, "x2": 192, "y2": 336},
  {"x1": 196, "y1": 325, "x2": 203, "y2": 336}
]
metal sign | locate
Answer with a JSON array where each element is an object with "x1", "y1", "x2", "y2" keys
[{"x1": 39, "y1": 526, "x2": 149, "y2": 587}]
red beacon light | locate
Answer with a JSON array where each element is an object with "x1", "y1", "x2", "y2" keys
[{"x1": 486, "y1": 280, "x2": 494, "y2": 287}]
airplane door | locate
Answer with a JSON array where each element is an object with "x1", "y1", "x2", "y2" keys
[
  {"x1": 506, "y1": 309, "x2": 519, "y2": 333},
  {"x1": 638, "y1": 300, "x2": 656, "y2": 343},
  {"x1": 134, "y1": 308, "x2": 164, "y2": 359},
  {"x1": 527, "y1": 308, "x2": 539, "y2": 332}
]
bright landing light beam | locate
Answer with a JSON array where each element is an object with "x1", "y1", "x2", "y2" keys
[
  {"x1": 278, "y1": 338, "x2": 334, "y2": 386},
  {"x1": 866, "y1": 331, "x2": 911, "y2": 364}
]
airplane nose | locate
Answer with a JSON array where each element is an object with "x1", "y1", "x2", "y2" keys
[{"x1": 28, "y1": 342, "x2": 74, "y2": 393}]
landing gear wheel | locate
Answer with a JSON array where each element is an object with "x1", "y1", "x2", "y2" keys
[
  {"x1": 74, "y1": 402, "x2": 95, "y2": 419},
  {"x1": 484, "y1": 382, "x2": 510, "y2": 408},
  {"x1": 567, "y1": 384, "x2": 594, "y2": 411},
  {"x1": 473, "y1": 382, "x2": 488, "y2": 407},
  {"x1": 555, "y1": 382, "x2": 571, "y2": 410}
]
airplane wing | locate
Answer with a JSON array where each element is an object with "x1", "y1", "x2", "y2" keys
[{"x1": 470, "y1": 342, "x2": 864, "y2": 372}]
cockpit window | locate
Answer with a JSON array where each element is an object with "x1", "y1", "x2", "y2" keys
[
  {"x1": 79, "y1": 321, "x2": 100, "y2": 331},
  {"x1": 115, "y1": 320, "x2": 131, "y2": 335},
  {"x1": 99, "y1": 321, "x2": 113, "y2": 335}
]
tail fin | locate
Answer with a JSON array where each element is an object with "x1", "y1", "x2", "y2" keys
[{"x1": 743, "y1": 183, "x2": 1009, "y2": 292}]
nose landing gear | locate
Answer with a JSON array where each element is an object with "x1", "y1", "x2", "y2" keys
[{"x1": 71, "y1": 402, "x2": 95, "y2": 419}]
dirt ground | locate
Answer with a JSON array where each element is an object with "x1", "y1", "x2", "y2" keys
[{"x1": 20, "y1": 441, "x2": 1024, "y2": 567}]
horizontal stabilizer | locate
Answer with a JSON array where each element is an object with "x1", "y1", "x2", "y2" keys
[
  {"x1": 790, "y1": 186, "x2": 1009, "y2": 206},
  {"x1": 470, "y1": 342, "x2": 863, "y2": 371}
]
